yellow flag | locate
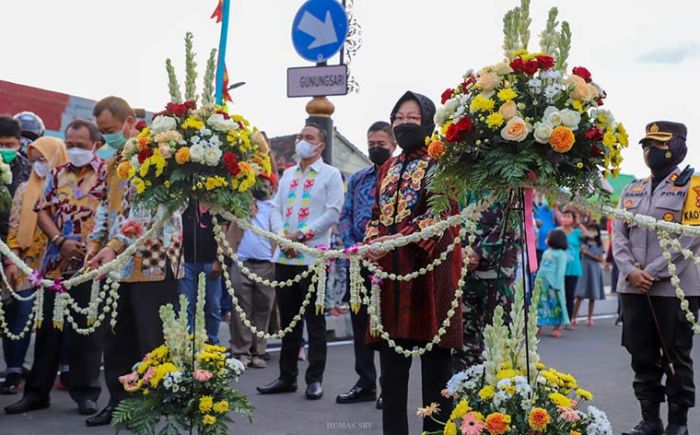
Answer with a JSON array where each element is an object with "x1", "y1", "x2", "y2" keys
[{"x1": 681, "y1": 175, "x2": 700, "y2": 225}]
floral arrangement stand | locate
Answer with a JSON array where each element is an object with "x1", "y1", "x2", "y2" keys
[
  {"x1": 418, "y1": 282, "x2": 613, "y2": 435},
  {"x1": 0, "y1": 160, "x2": 11, "y2": 213},
  {"x1": 111, "y1": 272, "x2": 253, "y2": 435}
]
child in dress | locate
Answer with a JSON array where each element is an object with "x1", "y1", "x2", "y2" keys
[
  {"x1": 572, "y1": 223, "x2": 606, "y2": 326},
  {"x1": 536, "y1": 229, "x2": 570, "y2": 337}
]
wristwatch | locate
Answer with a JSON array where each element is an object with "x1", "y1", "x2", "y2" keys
[{"x1": 296, "y1": 231, "x2": 307, "y2": 242}]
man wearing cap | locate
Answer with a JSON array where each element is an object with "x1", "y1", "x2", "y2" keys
[{"x1": 614, "y1": 121, "x2": 699, "y2": 435}]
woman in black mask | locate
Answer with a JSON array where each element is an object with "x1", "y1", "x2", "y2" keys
[{"x1": 363, "y1": 91, "x2": 463, "y2": 434}]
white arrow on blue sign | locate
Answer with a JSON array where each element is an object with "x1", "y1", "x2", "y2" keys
[{"x1": 291, "y1": 0, "x2": 349, "y2": 63}]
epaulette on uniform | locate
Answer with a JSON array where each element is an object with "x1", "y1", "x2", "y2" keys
[{"x1": 674, "y1": 165, "x2": 695, "y2": 187}]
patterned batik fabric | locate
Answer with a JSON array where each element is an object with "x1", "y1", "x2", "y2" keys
[
  {"x1": 453, "y1": 278, "x2": 514, "y2": 371},
  {"x1": 87, "y1": 154, "x2": 183, "y2": 283},
  {"x1": 34, "y1": 157, "x2": 106, "y2": 279},
  {"x1": 339, "y1": 165, "x2": 378, "y2": 248}
]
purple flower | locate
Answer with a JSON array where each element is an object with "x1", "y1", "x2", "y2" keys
[
  {"x1": 50, "y1": 279, "x2": 67, "y2": 294},
  {"x1": 28, "y1": 270, "x2": 44, "y2": 287}
]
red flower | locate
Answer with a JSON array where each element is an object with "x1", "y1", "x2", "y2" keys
[
  {"x1": 572, "y1": 66, "x2": 592, "y2": 83},
  {"x1": 164, "y1": 100, "x2": 197, "y2": 118},
  {"x1": 216, "y1": 110, "x2": 231, "y2": 120},
  {"x1": 120, "y1": 220, "x2": 144, "y2": 238},
  {"x1": 135, "y1": 120, "x2": 148, "y2": 132},
  {"x1": 510, "y1": 57, "x2": 524, "y2": 72},
  {"x1": 137, "y1": 148, "x2": 153, "y2": 164},
  {"x1": 523, "y1": 60, "x2": 539, "y2": 76},
  {"x1": 441, "y1": 88, "x2": 453, "y2": 104},
  {"x1": 536, "y1": 55, "x2": 555, "y2": 70},
  {"x1": 526, "y1": 170, "x2": 538, "y2": 181},
  {"x1": 222, "y1": 151, "x2": 240, "y2": 176},
  {"x1": 590, "y1": 146, "x2": 603, "y2": 157},
  {"x1": 585, "y1": 128, "x2": 604, "y2": 141},
  {"x1": 445, "y1": 116, "x2": 474, "y2": 143},
  {"x1": 596, "y1": 97, "x2": 605, "y2": 106}
]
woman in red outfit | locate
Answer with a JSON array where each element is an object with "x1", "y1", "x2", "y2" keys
[{"x1": 364, "y1": 91, "x2": 463, "y2": 435}]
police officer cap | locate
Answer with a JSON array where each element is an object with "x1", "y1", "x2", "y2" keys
[{"x1": 639, "y1": 121, "x2": 687, "y2": 145}]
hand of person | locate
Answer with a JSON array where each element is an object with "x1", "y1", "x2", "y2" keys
[
  {"x1": 467, "y1": 251, "x2": 481, "y2": 272},
  {"x1": 627, "y1": 269, "x2": 654, "y2": 293},
  {"x1": 60, "y1": 239, "x2": 86, "y2": 263},
  {"x1": 5, "y1": 264, "x2": 19, "y2": 286},
  {"x1": 210, "y1": 261, "x2": 222, "y2": 279},
  {"x1": 366, "y1": 245, "x2": 389, "y2": 262},
  {"x1": 281, "y1": 230, "x2": 299, "y2": 259},
  {"x1": 86, "y1": 247, "x2": 116, "y2": 270}
]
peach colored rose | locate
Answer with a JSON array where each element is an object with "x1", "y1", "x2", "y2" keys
[
  {"x1": 567, "y1": 75, "x2": 592, "y2": 101},
  {"x1": 477, "y1": 72, "x2": 501, "y2": 92},
  {"x1": 586, "y1": 83, "x2": 600, "y2": 100},
  {"x1": 194, "y1": 369, "x2": 213, "y2": 382},
  {"x1": 158, "y1": 143, "x2": 173, "y2": 159},
  {"x1": 499, "y1": 100, "x2": 519, "y2": 120},
  {"x1": 500, "y1": 116, "x2": 530, "y2": 142}
]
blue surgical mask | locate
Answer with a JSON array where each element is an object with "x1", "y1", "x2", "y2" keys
[
  {"x1": 96, "y1": 145, "x2": 116, "y2": 161},
  {"x1": 104, "y1": 131, "x2": 127, "y2": 150}
]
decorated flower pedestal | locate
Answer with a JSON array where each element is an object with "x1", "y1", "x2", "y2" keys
[
  {"x1": 419, "y1": 284, "x2": 613, "y2": 435},
  {"x1": 112, "y1": 273, "x2": 253, "y2": 434},
  {"x1": 0, "y1": 160, "x2": 12, "y2": 212}
]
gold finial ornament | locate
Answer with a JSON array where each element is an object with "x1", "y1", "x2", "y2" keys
[{"x1": 306, "y1": 96, "x2": 335, "y2": 118}]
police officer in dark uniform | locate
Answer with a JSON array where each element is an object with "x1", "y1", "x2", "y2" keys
[{"x1": 614, "y1": 121, "x2": 699, "y2": 435}]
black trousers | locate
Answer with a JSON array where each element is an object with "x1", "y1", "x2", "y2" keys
[
  {"x1": 379, "y1": 343, "x2": 453, "y2": 435},
  {"x1": 103, "y1": 277, "x2": 179, "y2": 405},
  {"x1": 564, "y1": 276, "x2": 579, "y2": 320},
  {"x1": 621, "y1": 293, "x2": 698, "y2": 407},
  {"x1": 348, "y1": 270, "x2": 377, "y2": 390},
  {"x1": 276, "y1": 263, "x2": 326, "y2": 384},
  {"x1": 24, "y1": 282, "x2": 102, "y2": 403}
]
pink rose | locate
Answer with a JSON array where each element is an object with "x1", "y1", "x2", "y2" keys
[
  {"x1": 142, "y1": 366, "x2": 156, "y2": 384},
  {"x1": 194, "y1": 369, "x2": 213, "y2": 382}
]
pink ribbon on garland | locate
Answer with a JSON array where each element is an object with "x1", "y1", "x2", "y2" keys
[{"x1": 523, "y1": 188, "x2": 539, "y2": 273}]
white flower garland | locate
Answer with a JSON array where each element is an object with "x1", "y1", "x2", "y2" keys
[
  {"x1": 0, "y1": 291, "x2": 38, "y2": 340},
  {"x1": 658, "y1": 233, "x2": 700, "y2": 334}
]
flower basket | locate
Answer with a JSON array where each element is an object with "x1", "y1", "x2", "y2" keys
[{"x1": 428, "y1": 0, "x2": 629, "y2": 210}]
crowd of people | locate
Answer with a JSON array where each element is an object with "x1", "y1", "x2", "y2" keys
[{"x1": 0, "y1": 92, "x2": 696, "y2": 435}]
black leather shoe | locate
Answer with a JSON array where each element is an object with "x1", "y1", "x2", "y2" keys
[
  {"x1": 666, "y1": 402, "x2": 689, "y2": 435},
  {"x1": 622, "y1": 420, "x2": 664, "y2": 435},
  {"x1": 0, "y1": 372, "x2": 23, "y2": 395},
  {"x1": 376, "y1": 395, "x2": 383, "y2": 410},
  {"x1": 336, "y1": 385, "x2": 376, "y2": 404},
  {"x1": 257, "y1": 379, "x2": 297, "y2": 395},
  {"x1": 305, "y1": 382, "x2": 323, "y2": 400},
  {"x1": 665, "y1": 424, "x2": 689, "y2": 435},
  {"x1": 4, "y1": 396, "x2": 50, "y2": 414},
  {"x1": 85, "y1": 405, "x2": 115, "y2": 427},
  {"x1": 78, "y1": 399, "x2": 98, "y2": 415}
]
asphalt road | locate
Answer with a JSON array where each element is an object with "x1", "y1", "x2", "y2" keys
[{"x1": 0, "y1": 315, "x2": 698, "y2": 434}]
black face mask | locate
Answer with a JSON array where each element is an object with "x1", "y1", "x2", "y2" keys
[
  {"x1": 645, "y1": 147, "x2": 675, "y2": 174},
  {"x1": 252, "y1": 188, "x2": 269, "y2": 200},
  {"x1": 368, "y1": 147, "x2": 392, "y2": 166},
  {"x1": 393, "y1": 124, "x2": 426, "y2": 153}
]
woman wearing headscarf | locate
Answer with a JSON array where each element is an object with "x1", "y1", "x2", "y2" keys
[
  {"x1": 0, "y1": 137, "x2": 67, "y2": 394},
  {"x1": 364, "y1": 91, "x2": 463, "y2": 434}
]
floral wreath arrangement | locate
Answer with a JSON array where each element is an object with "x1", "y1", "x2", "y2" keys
[
  {"x1": 418, "y1": 283, "x2": 614, "y2": 434},
  {"x1": 428, "y1": 0, "x2": 629, "y2": 208},
  {"x1": 0, "y1": 160, "x2": 12, "y2": 212},
  {"x1": 117, "y1": 32, "x2": 272, "y2": 215},
  {"x1": 112, "y1": 273, "x2": 253, "y2": 434}
]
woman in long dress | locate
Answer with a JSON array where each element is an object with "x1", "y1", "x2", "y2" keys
[{"x1": 572, "y1": 223, "x2": 606, "y2": 326}]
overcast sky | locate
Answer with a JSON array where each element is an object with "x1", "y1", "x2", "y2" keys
[{"x1": 2, "y1": 0, "x2": 699, "y2": 177}]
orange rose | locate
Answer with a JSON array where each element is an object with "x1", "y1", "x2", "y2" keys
[
  {"x1": 175, "y1": 147, "x2": 190, "y2": 164},
  {"x1": 500, "y1": 116, "x2": 529, "y2": 142},
  {"x1": 567, "y1": 75, "x2": 592, "y2": 101},
  {"x1": 476, "y1": 72, "x2": 501, "y2": 92},
  {"x1": 116, "y1": 161, "x2": 132, "y2": 179},
  {"x1": 485, "y1": 413, "x2": 511, "y2": 435},
  {"x1": 427, "y1": 141, "x2": 446, "y2": 159},
  {"x1": 549, "y1": 126, "x2": 576, "y2": 153},
  {"x1": 498, "y1": 100, "x2": 518, "y2": 120},
  {"x1": 137, "y1": 136, "x2": 150, "y2": 151}
]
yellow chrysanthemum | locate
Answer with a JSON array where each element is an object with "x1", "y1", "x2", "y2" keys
[
  {"x1": 497, "y1": 88, "x2": 517, "y2": 102},
  {"x1": 202, "y1": 415, "x2": 216, "y2": 426},
  {"x1": 549, "y1": 392, "x2": 573, "y2": 408},
  {"x1": 576, "y1": 388, "x2": 594, "y2": 400},
  {"x1": 150, "y1": 362, "x2": 178, "y2": 387},
  {"x1": 496, "y1": 368, "x2": 522, "y2": 380},
  {"x1": 199, "y1": 396, "x2": 214, "y2": 413},
  {"x1": 205, "y1": 176, "x2": 228, "y2": 191},
  {"x1": 535, "y1": 362, "x2": 546, "y2": 370},
  {"x1": 486, "y1": 112, "x2": 505, "y2": 128},
  {"x1": 213, "y1": 401, "x2": 229, "y2": 414},
  {"x1": 443, "y1": 421, "x2": 457, "y2": 435},
  {"x1": 571, "y1": 100, "x2": 584, "y2": 113},
  {"x1": 182, "y1": 117, "x2": 204, "y2": 130},
  {"x1": 479, "y1": 385, "x2": 495, "y2": 400},
  {"x1": 131, "y1": 177, "x2": 146, "y2": 194},
  {"x1": 616, "y1": 123, "x2": 629, "y2": 146},
  {"x1": 603, "y1": 130, "x2": 617, "y2": 147},
  {"x1": 449, "y1": 399, "x2": 470, "y2": 420},
  {"x1": 469, "y1": 95, "x2": 496, "y2": 113}
]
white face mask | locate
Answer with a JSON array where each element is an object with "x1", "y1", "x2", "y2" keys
[
  {"x1": 33, "y1": 161, "x2": 50, "y2": 178},
  {"x1": 67, "y1": 147, "x2": 94, "y2": 167},
  {"x1": 295, "y1": 140, "x2": 318, "y2": 160}
]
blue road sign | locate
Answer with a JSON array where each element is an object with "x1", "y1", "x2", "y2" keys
[{"x1": 292, "y1": 0, "x2": 348, "y2": 63}]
